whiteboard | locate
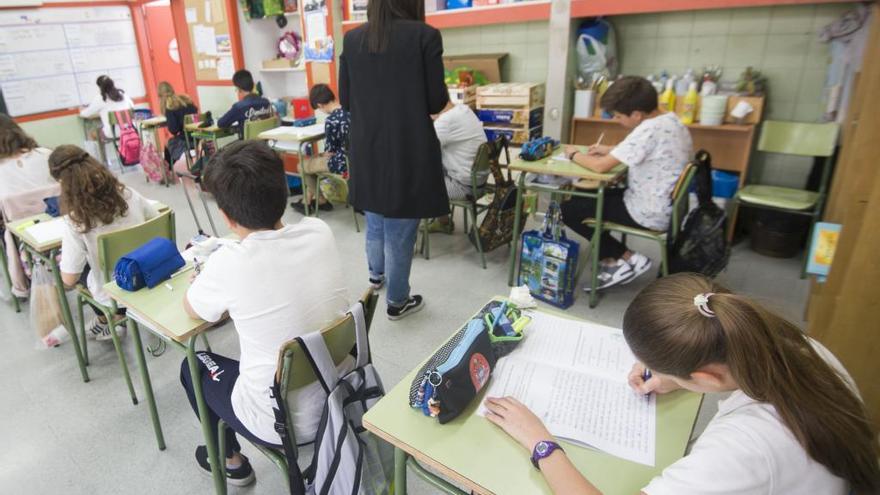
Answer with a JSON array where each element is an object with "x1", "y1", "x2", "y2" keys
[{"x1": 0, "y1": 6, "x2": 145, "y2": 117}]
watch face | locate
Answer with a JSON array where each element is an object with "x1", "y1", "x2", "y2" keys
[{"x1": 536, "y1": 442, "x2": 550, "y2": 455}]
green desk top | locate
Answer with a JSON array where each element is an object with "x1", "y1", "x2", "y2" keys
[
  {"x1": 363, "y1": 300, "x2": 702, "y2": 495},
  {"x1": 184, "y1": 123, "x2": 235, "y2": 139},
  {"x1": 8, "y1": 213, "x2": 62, "y2": 252},
  {"x1": 508, "y1": 145, "x2": 627, "y2": 182},
  {"x1": 103, "y1": 264, "x2": 212, "y2": 343}
]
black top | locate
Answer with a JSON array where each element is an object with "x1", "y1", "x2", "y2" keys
[
  {"x1": 340, "y1": 20, "x2": 450, "y2": 219},
  {"x1": 217, "y1": 93, "x2": 273, "y2": 129},
  {"x1": 165, "y1": 104, "x2": 198, "y2": 137}
]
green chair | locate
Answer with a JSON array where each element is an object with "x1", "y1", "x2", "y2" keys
[
  {"x1": 420, "y1": 142, "x2": 493, "y2": 268},
  {"x1": 217, "y1": 288, "x2": 378, "y2": 488},
  {"x1": 315, "y1": 156, "x2": 361, "y2": 231},
  {"x1": 728, "y1": 121, "x2": 839, "y2": 276},
  {"x1": 243, "y1": 115, "x2": 280, "y2": 140},
  {"x1": 583, "y1": 161, "x2": 697, "y2": 306},
  {"x1": 75, "y1": 210, "x2": 175, "y2": 450}
]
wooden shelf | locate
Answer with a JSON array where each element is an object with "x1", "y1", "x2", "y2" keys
[
  {"x1": 573, "y1": 117, "x2": 752, "y2": 132},
  {"x1": 260, "y1": 67, "x2": 306, "y2": 72}
]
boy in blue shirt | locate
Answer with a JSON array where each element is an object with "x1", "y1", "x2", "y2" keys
[{"x1": 216, "y1": 70, "x2": 273, "y2": 134}]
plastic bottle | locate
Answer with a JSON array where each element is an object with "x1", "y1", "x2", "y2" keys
[
  {"x1": 659, "y1": 80, "x2": 676, "y2": 113},
  {"x1": 676, "y1": 68, "x2": 694, "y2": 96},
  {"x1": 700, "y1": 74, "x2": 717, "y2": 96},
  {"x1": 680, "y1": 81, "x2": 699, "y2": 124}
]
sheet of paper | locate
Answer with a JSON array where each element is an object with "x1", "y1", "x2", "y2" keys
[
  {"x1": 25, "y1": 219, "x2": 66, "y2": 244},
  {"x1": 304, "y1": 11, "x2": 327, "y2": 41},
  {"x1": 217, "y1": 55, "x2": 234, "y2": 80},
  {"x1": 185, "y1": 7, "x2": 198, "y2": 23},
  {"x1": 550, "y1": 152, "x2": 571, "y2": 162},
  {"x1": 193, "y1": 25, "x2": 217, "y2": 55},
  {"x1": 204, "y1": 0, "x2": 212, "y2": 23}
]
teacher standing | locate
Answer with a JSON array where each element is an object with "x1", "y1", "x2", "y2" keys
[{"x1": 340, "y1": 0, "x2": 449, "y2": 320}]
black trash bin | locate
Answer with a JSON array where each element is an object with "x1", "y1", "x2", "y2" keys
[{"x1": 749, "y1": 210, "x2": 810, "y2": 258}]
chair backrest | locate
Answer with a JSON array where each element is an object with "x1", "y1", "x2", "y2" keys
[
  {"x1": 96, "y1": 210, "x2": 176, "y2": 282},
  {"x1": 669, "y1": 162, "x2": 698, "y2": 237},
  {"x1": 277, "y1": 289, "x2": 378, "y2": 392},
  {"x1": 468, "y1": 142, "x2": 492, "y2": 199},
  {"x1": 757, "y1": 121, "x2": 839, "y2": 157},
  {"x1": 243, "y1": 115, "x2": 281, "y2": 140},
  {"x1": 183, "y1": 112, "x2": 209, "y2": 126}
]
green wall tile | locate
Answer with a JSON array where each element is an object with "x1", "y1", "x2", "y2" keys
[
  {"x1": 761, "y1": 67, "x2": 803, "y2": 102},
  {"x1": 723, "y1": 34, "x2": 767, "y2": 68},
  {"x1": 769, "y1": 4, "x2": 816, "y2": 34},
  {"x1": 692, "y1": 9, "x2": 731, "y2": 36},
  {"x1": 656, "y1": 11, "x2": 694, "y2": 38},
  {"x1": 689, "y1": 35, "x2": 728, "y2": 68},
  {"x1": 618, "y1": 15, "x2": 659, "y2": 38},
  {"x1": 653, "y1": 36, "x2": 692, "y2": 68},
  {"x1": 763, "y1": 33, "x2": 810, "y2": 69},
  {"x1": 797, "y1": 68, "x2": 827, "y2": 103},
  {"x1": 792, "y1": 102, "x2": 822, "y2": 122},
  {"x1": 729, "y1": 7, "x2": 771, "y2": 35},
  {"x1": 812, "y1": 3, "x2": 854, "y2": 30}
]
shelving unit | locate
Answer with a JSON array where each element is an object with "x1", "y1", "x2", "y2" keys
[{"x1": 260, "y1": 67, "x2": 307, "y2": 72}]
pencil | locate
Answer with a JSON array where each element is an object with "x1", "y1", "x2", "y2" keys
[{"x1": 594, "y1": 132, "x2": 605, "y2": 148}]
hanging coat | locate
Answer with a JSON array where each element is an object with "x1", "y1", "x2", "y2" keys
[{"x1": 339, "y1": 19, "x2": 450, "y2": 219}]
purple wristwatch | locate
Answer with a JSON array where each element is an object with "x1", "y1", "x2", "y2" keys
[{"x1": 530, "y1": 440, "x2": 564, "y2": 470}]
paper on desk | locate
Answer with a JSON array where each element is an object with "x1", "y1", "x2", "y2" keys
[
  {"x1": 479, "y1": 311, "x2": 656, "y2": 466},
  {"x1": 25, "y1": 219, "x2": 66, "y2": 244},
  {"x1": 261, "y1": 123, "x2": 325, "y2": 141},
  {"x1": 550, "y1": 152, "x2": 571, "y2": 162}
]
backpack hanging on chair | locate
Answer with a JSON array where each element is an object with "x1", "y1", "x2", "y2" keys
[
  {"x1": 667, "y1": 150, "x2": 730, "y2": 277},
  {"x1": 114, "y1": 110, "x2": 142, "y2": 167},
  {"x1": 139, "y1": 126, "x2": 165, "y2": 183},
  {"x1": 468, "y1": 136, "x2": 527, "y2": 253}
]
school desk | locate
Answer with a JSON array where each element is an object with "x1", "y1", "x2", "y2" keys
[
  {"x1": 258, "y1": 124, "x2": 326, "y2": 217},
  {"x1": 79, "y1": 115, "x2": 109, "y2": 166},
  {"x1": 362, "y1": 298, "x2": 704, "y2": 495},
  {"x1": 183, "y1": 122, "x2": 236, "y2": 165},
  {"x1": 104, "y1": 264, "x2": 228, "y2": 495},
  {"x1": 506, "y1": 148, "x2": 627, "y2": 308}
]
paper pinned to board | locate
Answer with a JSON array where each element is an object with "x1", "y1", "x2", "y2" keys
[
  {"x1": 185, "y1": 7, "x2": 197, "y2": 23},
  {"x1": 217, "y1": 55, "x2": 234, "y2": 80},
  {"x1": 25, "y1": 218, "x2": 66, "y2": 245},
  {"x1": 193, "y1": 24, "x2": 217, "y2": 55}
]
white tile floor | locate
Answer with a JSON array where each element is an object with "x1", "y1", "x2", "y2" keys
[{"x1": 0, "y1": 169, "x2": 811, "y2": 494}]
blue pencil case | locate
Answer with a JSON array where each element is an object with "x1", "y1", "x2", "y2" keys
[{"x1": 114, "y1": 237, "x2": 184, "y2": 292}]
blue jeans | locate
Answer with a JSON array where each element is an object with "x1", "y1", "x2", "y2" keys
[{"x1": 365, "y1": 212, "x2": 420, "y2": 307}]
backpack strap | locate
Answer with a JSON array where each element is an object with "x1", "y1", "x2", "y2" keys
[
  {"x1": 114, "y1": 110, "x2": 131, "y2": 127},
  {"x1": 298, "y1": 332, "x2": 342, "y2": 393},
  {"x1": 270, "y1": 380, "x2": 308, "y2": 495},
  {"x1": 350, "y1": 301, "x2": 370, "y2": 369}
]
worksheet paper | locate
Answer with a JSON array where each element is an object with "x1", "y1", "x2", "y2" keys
[
  {"x1": 479, "y1": 311, "x2": 656, "y2": 466},
  {"x1": 25, "y1": 219, "x2": 66, "y2": 244}
]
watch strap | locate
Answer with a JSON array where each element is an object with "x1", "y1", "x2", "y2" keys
[{"x1": 530, "y1": 440, "x2": 565, "y2": 470}]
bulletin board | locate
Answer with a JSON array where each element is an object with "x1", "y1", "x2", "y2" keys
[{"x1": 184, "y1": 0, "x2": 235, "y2": 81}]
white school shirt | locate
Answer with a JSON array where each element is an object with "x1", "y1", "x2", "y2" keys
[
  {"x1": 610, "y1": 112, "x2": 692, "y2": 231},
  {"x1": 0, "y1": 148, "x2": 55, "y2": 202},
  {"x1": 434, "y1": 104, "x2": 489, "y2": 188},
  {"x1": 186, "y1": 218, "x2": 351, "y2": 444},
  {"x1": 80, "y1": 94, "x2": 135, "y2": 138},
  {"x1": 59, "y1": 188, "x2": 160, "y2": 305},
  {"x1": 643, "y1": 340, "x2": 853, "y2": 495}
]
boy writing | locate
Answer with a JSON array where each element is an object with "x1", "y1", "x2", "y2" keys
[
  {"x1": 216, "y1": 70, "x2": 273, "y2": 134},
  {"x1": 561, "y1": 76, "x2": 693, "y2": 290},
  {"x1": 180, "y1": 140, "x2": 349, "y2": 485}
]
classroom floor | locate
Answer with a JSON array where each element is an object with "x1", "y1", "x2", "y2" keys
[{"x1": 0, "y1": 169, "x2": 812, "y2": 494}]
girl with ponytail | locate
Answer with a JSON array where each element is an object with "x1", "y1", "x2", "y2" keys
[
  {"x1": 50, "y1": 145, "x2": 159, "y2": 340},
  {"x1": 79, "y1": 75, "x2": 134, "y2": 139},
  {"x1": 486, "y1": 273, "x2": 879, "y2": 494}
]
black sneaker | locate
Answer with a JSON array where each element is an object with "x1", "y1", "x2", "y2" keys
[
  {"x1": 317, "y1": 201, "x2": 334, "y2": 212},
  {"x1": 387, "y1": 295, "x2": 425, "y2": 320},
  {"x1": 290, "y1": 200, "x2": 306, "y2": 214},
  {"x1": 195, "y1": 445, "x2": 256, "y2": 487}
]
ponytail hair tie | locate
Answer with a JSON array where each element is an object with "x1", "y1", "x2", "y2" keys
[
  {"x1": 694, "y1": 293, "x2": 716, "y2": 318},
  {"x1": 55, "y1": 151, "x2": 90, "y2": 173}
]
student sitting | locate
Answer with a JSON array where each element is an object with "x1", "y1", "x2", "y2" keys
[
  {"x1": 216, "y1": 69, "x2": 273, "y2": 135},
  {"x1": 79, "y1": 75, "x2": 135, "y2": 139},
  {"x1": 426, "y1": 101, "x2": 487, "y2": 234},
  {"x1": 180, "y1": 140, "x2": 350, "y2": 486},
  {"x1": 486, "y1": 273, "x2": 880, "y2": 495},
  {"x1": 559, "y1": 76, "x2": 692, "y2": 290},
  {"x1": 157, "y1": 81, "x2": 198, "y2": 167},
  {"x1": 49, "y1": 145, "x2": 160, "y2": 340},
  {"x1": 291, "y1": 83, "x2": 350, "y2": 214}
]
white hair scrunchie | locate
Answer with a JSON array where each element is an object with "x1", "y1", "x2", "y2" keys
[{"x1": 694, "y1": 293, "x2": 716, "y2": 318}]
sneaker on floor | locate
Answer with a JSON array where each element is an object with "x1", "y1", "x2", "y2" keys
[
  {"x1": 583, "y1": 260, "x2": 635, "y2": 292},
  {"x1": 96, "y1": 322, "x2": 126, "y2": 342},
  {"x1": 317, "y1": 201, "x2": 334, "y2": 212},
  {"x1": 426, "y1": 219, "x2": 454, "y2": 234},
  {"x1": 290, "y1": 200, "x2": 307, "y2": 214},
  {"x1": 387, "y1": 295, "x2": 425, "y2": 320},
  {"x1": 195, "y1": 445, "x2": 256, "y2": 487},
  {"x1": 84, "y1": 318, "x2": 107, "y2": 341},
  {"x1": 623, "y1": 252, "x2": 653, "y2": 285},
  {"x1": 369, "y1": 277, "x2": 385, "y2": 290}
]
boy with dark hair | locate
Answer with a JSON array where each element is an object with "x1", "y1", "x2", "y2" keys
[
  {"x1": 561, "y1": 75, "x2": 692, "y2": 290},
  {"x1": 291, "y1": 83, "x2": 351, "y2": 214},
  {"x1": 216, "y1": 69, "x2": 273, "y2": 132},
  {"x1": 180, "y1": 140, "x2": 350, "y2": 485}
]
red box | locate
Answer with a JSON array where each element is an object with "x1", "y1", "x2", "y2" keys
[{"x1": 290, "y1": 98, "x2": 313, "y2": 119}]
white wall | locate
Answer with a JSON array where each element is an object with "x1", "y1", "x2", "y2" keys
[{"x1": 235, "y1": 7, "x2": 309, "y2": 102}]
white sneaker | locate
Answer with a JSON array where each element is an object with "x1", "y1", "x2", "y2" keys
[
  {"x1": 86, "y1": 318, "x2": 126, "y2": 342},
  {"x1": 623, "y1": 252, "x2": 653, "y2": 285},
  {"x1": 584, "y1": 260, "x2": 634, "y2": 292}
]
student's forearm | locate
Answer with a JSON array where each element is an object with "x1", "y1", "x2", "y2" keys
[
  {"x1": 572, "y1": 153, "x2": 618, "y2": 173},
  {"x1": 539, "y1": 451, "x2": 603, "y2": 495}
]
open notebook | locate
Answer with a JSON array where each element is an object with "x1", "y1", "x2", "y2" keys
[{"x1": 479, "y1": 310, "x2": 657, "y2": 466}]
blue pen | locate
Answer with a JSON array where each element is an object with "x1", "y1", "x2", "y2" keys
[
  {"x1": 492, "y1": 301, "x2": 508, "y2": 328},
  {"x1": 642, "y1": 369, "x2": 652, "y2": 397}
]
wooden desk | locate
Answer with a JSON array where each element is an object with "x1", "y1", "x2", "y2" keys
[
  {"x1": 506, "y1": 148, "x2": 627, "y2": 307},
  {"x1": 363, "y1": 299, "x2": 703, "y2": 495},
  {"x1": 258, "y1": 124, "x2": 326, "y2": 216},
  {"x1": 140, "y1": 115, "x2": 168, "y2": 129}
]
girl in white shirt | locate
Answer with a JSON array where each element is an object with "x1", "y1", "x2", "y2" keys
[
  {"x1": 49, "y1": 145, "x2": 159, "y2": 340},
  {"x1": 486, "y1": 273, "x2": 879, "y2": 495},
  {"x1": 0, "y1": 115, "x2": 55, "y2": 202},
  {"x1": 79, "y1": 75, "x2": 135, "y2": 138}
]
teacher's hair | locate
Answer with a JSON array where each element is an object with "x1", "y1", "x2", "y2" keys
[
  {"x1": 622, "y1": 273, "x2": 880, "y2": 493},
  {"x1": 48, "y1": 145, "x2": 129, "y2": 233},
  {"x1": 0, "y1": 114, "x2": 38, "y2": 159},
  {"x1": 96, "y1": 75, "x2": 125, "y2": 102},
  {"x1": 366, "y1": 0, "x2": 424, "y2": 53}
]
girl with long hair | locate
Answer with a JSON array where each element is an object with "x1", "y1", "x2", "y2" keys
[
  {"x1": 486, "y1": 273, "x2": 879, "y2": 494},
  {"x1": 50, "y1": 145, "x2": 159, "y2": 340},
  {"x1": 79, "y1": 75, "x2": 134, "y2": 138},
  {"x1": 0, "y1": 115, "x2": 54, "y2": 202},
  {"x1": 157, "y1": 81, "x2": 198, "y2": 165}
]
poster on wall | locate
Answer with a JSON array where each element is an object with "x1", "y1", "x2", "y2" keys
[{"x1": 303, "y1": 10, "x2": 332, "y2": 63}]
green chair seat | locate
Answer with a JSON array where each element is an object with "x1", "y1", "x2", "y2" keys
[
  {"x1": 738, "y1": 185, "x2": 819, "y2": 211},
  {"x1": 584, "y1": 220, "x2": 664, "y2": 240}
]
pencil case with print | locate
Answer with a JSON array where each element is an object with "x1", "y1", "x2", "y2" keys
[
  {"x1": 409, "y1": 318, "x2": 497, "y2": 424},
  {"x1": 115, "y1": 237, "x2": 185, "y2": 292}
]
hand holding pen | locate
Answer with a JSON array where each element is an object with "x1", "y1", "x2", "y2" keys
[{"x1": 627, "y1": 362, "x2": 681, "y2": 396}]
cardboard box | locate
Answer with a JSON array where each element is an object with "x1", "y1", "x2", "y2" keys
[
  {"x1": 448, "y1": 85, "x2": 477, "y2": 105},
  {"x1": 483, "y1": 124, "x2": 542, "y2": 145},
  {"x1": 262, "y1": 58, "x2": 298, "y2": 69},
  {"x1": 477, "y1": 83, "x2": 545, "y2": 108},
  {"x1": 476, "y1": 107, "x2": 543, "y2": 127},
  {"x1": 443, "y1": 53, "x2": 507, "y2": 84}
]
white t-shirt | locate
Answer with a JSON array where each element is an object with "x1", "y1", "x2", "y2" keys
[
  {"x1": 80, "y1": 94, "x2": 135, "y2": 138},
  {"x1": 643, "y1": 340, "x2": 853, "y2": 495},
  {"x1": 0, "y1": 148, "x2": 55, "y2": 202},
  {"x1": 59, "y1": 188, "x2": 159, "y2": 305},
  {"x1": 186, "y1": 218, "x2": 350, "y2": 444},
  {"x1": 610, "y1": 112, "x2": 693, "y2": 230},
  {"x1": 434, "y1": 104, "x2": 488, "y2": 188}
]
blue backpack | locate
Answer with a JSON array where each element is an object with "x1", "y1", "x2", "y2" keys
[{"x1": 519, "y1": 136, "x2": 559, "y2": 161}]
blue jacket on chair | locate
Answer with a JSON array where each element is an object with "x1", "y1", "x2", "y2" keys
[{"x1": 217, "y1": 93, "x2": 273, "y2": 131}]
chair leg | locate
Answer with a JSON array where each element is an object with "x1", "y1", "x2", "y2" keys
[
  {"x1": 659, "y1": 240, "x2": 669, "y2": 277},
  {"x1": 621, "y1": 233, "x2": 628, "y2": 247},
  {"x1": 76, "y1": 294, "x2": 89, "y2": 366},
  {"x1": 198, "y1": 189, "x2": 219, "y2": 236},
  {"x1": 470, "y1": 206, "x2": 487, "y2": 269},
  {"x1": 104, "y1": 308, "x2": 138, "y2": 405},
  {"x1": 218, "y1": 419, "x2": 228, "y2": 476},
  {"x1": 128, "y1": 320, "x2": 166, "y2": 450}
]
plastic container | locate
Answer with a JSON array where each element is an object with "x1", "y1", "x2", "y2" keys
[
  {"x1": 573, "y1": 90, "x2": 595, "y2": 119},
  {"x1": 711, "y1": 170, "x2": 739, "y2": 198},
  {"x1": 699, "y1": 95, "x2": 728, "y2": 125},
  {"x1": 445, "y1": 0, "x2": 471, "y2": 9},
  {"x1": 659, "y1": 80, "x2": 676, "y2": 113},
  {"x1": 680, "y1": 82, "x2": 698, "y2": 124}
]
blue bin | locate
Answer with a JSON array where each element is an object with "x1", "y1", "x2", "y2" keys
[
  {"x1": 712, "y1": 170, "x2": 739, "y2": 199},
  {"x1": 446, "y1": 0, "x2": 471, "y2": 8}
]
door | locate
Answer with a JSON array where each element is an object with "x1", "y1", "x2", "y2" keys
[{"x1": 143, "y1": 1, "x2": 188, "y2": 105}]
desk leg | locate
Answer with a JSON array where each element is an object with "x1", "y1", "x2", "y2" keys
[
  {"x1": 589, "y1": 187, "x2": 605, "y2": 309},
  {"x1": 506, "y1": 174, "x2": 526, "y2": 287},
  {"x1": 394, "y1": 448, "x2": 408, "y2": 495},
  {"x1": 129, "y1": 319, "x2": 166, "y2": 450},
  {"x1": 47, "y1": 248, "x2": 89, "y2": 383},
  {"x1": 187, "y1": 337, "x2": 226, "y2": 495},
  {"x1": 298, "y1": 146, "x2": 311, "y2": 217}
]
